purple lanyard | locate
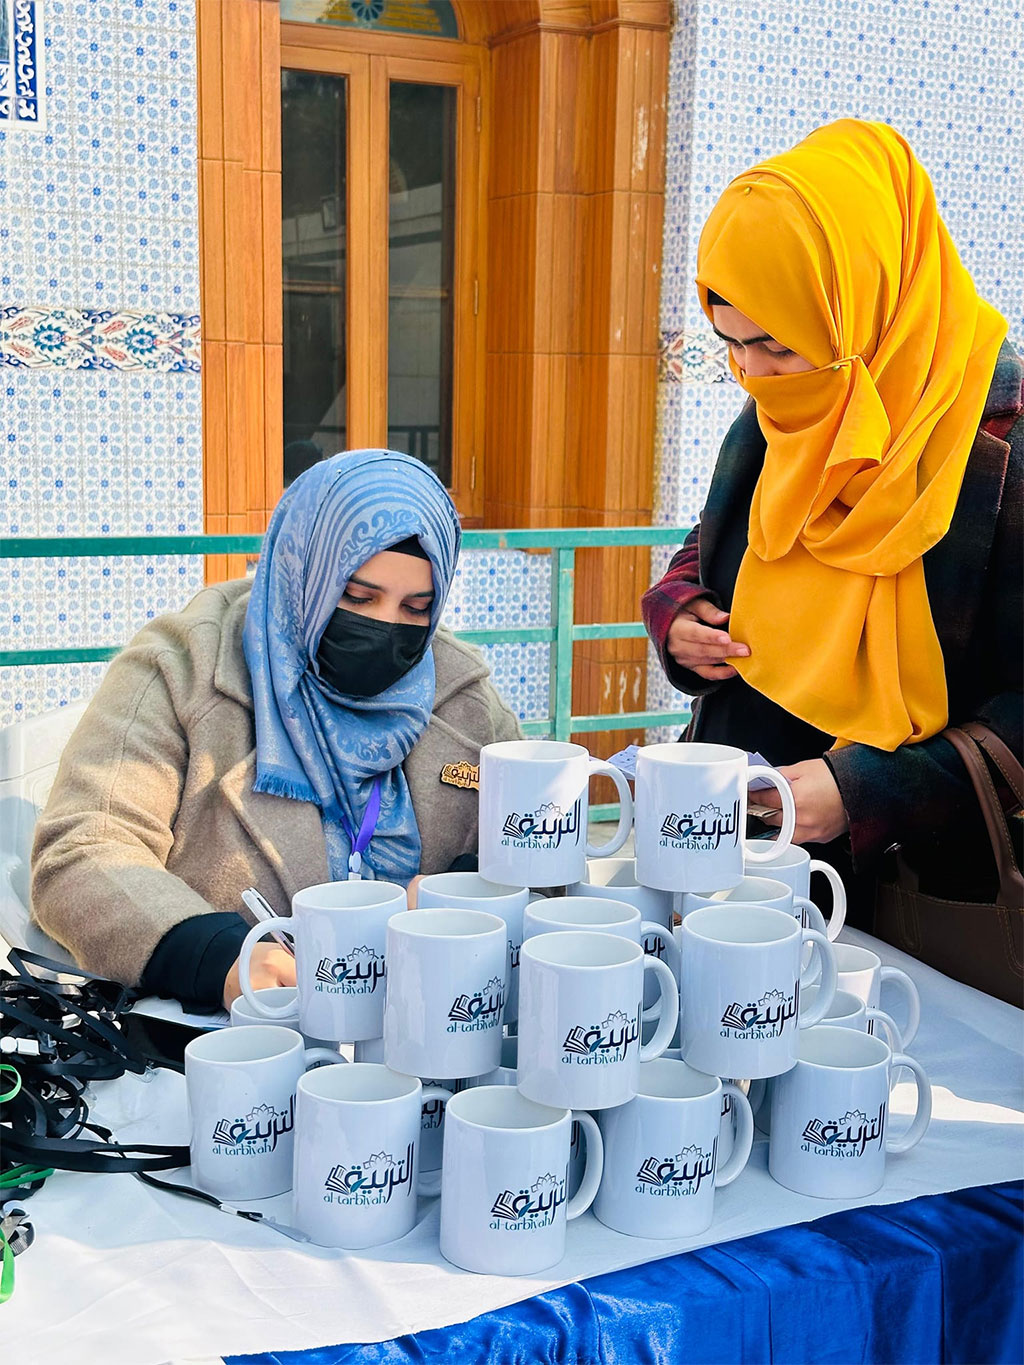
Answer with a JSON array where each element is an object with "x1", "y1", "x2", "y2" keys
[{"x1": 340, "y1": 777, "x2": 383, "y2": 879}]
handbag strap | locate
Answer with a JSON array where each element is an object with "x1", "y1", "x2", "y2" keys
[
  {"x1": 943, "y1": 726, "x2": 1024, "y2": 909},
  {"x1": 959, "y1": 721, "x2": 1024, "y2": 810}
]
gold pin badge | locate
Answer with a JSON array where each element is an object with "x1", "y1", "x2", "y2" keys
[{"x1": 440, "y1": 760, "x2": 480, "y2": 791}]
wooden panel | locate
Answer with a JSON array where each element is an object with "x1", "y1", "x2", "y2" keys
[{"x1": 199, "y1": 0, "x2": 283, "y2": 583}]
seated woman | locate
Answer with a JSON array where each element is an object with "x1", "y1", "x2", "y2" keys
[
  {"x1": 31, "y1": 449, "x2": 521, "y2": 1009},
  {"x1": 643, "y1": 119, "x2": 1021, "y2": 923}
]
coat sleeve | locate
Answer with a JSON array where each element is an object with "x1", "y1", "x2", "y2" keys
[
  {"x1": 826, "y1": 421, "x2": 1023, "y2": 870},
  {"x1": 30, "y1": 623, "x2": 219, "y2": 987},
  {"x1": 641, "y1": 524, "x2": 724, "y2": 697}
]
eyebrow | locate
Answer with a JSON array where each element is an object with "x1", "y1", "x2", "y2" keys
[
  {"x1": 347, "y1": 574, "x2": 435, "y2": 598},
  {"x1": 712, "y1": 326, "x2": 777, "y2": 347}
]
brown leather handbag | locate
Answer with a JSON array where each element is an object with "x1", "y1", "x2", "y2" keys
[{"x1": 873, "y1": 722, "x2": 1024, "y2": 1006}]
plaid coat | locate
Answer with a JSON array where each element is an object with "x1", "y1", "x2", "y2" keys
[{"x1": 642, "y1": 341, "x2": 1023, "y2": 881}]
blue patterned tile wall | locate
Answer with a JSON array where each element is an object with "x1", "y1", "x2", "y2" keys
[
  {"x1": 648, "y1": 0, "x2": 1023, "y2": 728},
  {"x1": 443, "y1": 549, "x2": 552, "y2": 722},
  {"x1": 0, "y1": 0, "x2": 203, "y2": 729}
]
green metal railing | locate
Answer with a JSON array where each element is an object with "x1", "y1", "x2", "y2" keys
[{"x1": 0, "y1": 530, "x2": 692, "y2": 765}]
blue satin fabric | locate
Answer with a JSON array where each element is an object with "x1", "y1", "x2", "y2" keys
[{"x1": 229, "y1": 1182, "x2": 1022, "y2": 1365}]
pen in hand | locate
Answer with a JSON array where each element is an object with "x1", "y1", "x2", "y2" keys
[{"x1": 241, "y1": 887, "x2": 296, "y2": 957}]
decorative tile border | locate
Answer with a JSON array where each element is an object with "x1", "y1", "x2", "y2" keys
[
  {"x1": 0, "y1": 0, "x2": 44, "y2": 130},
  {"x1": 0, "y1": 308, "x2": 201, "y2": 371},
  {"x1": 659, "y1": 327, "x2": 734, "y2": 385}
]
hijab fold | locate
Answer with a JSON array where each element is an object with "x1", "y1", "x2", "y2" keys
[
  {"x1": 243, "y1": 450, "x2": 461, "y2": 884},
  {"x1": 696, "y1": 119, "x2": 1007, "y2": 750}
]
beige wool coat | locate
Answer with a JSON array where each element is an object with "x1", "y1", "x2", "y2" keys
[{"x1": 31, "y1": 580, "x2": 522, "y2": 986}]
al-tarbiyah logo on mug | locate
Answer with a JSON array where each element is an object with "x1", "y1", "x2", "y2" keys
[
  {"x1": 314, "y1": 945, "x2": 386, "y2": 995},
  {"x1": 211, "y1": 1096, "x2": 295, "y2": 1155},
  {"x1": 501, "y1": 800, "x2": 582, "y2": 850},
  {"x1": 562, "y1": 1006, "x2": 642, "y2": 1065},
  {"x1": 719, "y1": 986, "x2": 797, "y2": 1040},
  {"x1": 323, "y1": 1143, "x2": 415, "y2": 1205},
  {"x1": 659, "y1": 800, "x2": 740, "y2": 851},
  {"x1": 800, "y1": 1104, "x2": 885, "y2": 1160},
  {"x1": 447, "y1": 976, "x2": 505, "y2": 1033},
  {"x1": 635, "y1": 1138, "x2": 718, "y2": 1197},
  {"x1": 489, "y1": 1171, "x2": 568, "y2": 1231}
]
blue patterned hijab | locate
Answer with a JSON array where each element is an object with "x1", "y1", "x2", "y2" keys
[{"x1": 243, "y1": 450, "x2": 461, "y2": 884}]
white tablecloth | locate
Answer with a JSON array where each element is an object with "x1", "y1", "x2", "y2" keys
[{"x1": 5, "y1": 929, "x2": 1023, "y2": 1365}]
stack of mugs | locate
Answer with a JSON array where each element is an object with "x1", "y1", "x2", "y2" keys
[{"x1": 184, "y1": 738, "x2": 931, "y2": 1277}]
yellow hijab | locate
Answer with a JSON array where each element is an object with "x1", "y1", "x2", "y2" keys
[{"x1": 696, "y1": 120, "x2": 1007, "y2": 751}]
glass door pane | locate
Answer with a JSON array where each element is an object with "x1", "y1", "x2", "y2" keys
[
  {"x1": 388, "y1": 82, "x2": 456, "y2": 485},
  {"x1": 281, "y1": 70, "x2": 347, "y2": 486}
]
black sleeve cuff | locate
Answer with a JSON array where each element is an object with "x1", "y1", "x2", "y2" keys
[
  {"x1": 139, "y1": 913, "x2": 250, "y2": 1012},
  {"x1": 446, "y1": 852, "x2": 479, "y2": 873}
]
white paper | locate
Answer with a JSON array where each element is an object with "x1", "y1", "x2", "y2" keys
[{"x1": 5, "y1": 929, "x2": 1023, "y2": 1365}]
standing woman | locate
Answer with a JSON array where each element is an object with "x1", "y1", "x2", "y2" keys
[
  {"x1": 643, "y1": 119, "x2": 1021, "y2": 922},
  {"x1": 32, "y1": 450, "x2": 521, "y2": 1008}
]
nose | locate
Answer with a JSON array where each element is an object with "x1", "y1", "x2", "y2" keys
[{"x1": 735, "y1": 347, "x2": 781, "y2": 379}]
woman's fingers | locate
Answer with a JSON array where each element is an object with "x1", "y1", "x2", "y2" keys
[
  {"x1": 667, "y1": 612, "x2": 751, "y2": 666},
  {"x1": 693, "y1": 662, "x2": 739, "y2": 681},
  {"x1": 686, "y1": 598, "x2": 732, "y2": 627}
]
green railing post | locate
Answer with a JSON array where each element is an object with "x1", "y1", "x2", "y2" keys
[{"x1": 551, "y1": 548, "x2": 576, "y2": 743}]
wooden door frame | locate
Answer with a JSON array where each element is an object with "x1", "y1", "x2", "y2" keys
[{"x1": 280, "y1": 23, "x2": 486, "y2": 521}]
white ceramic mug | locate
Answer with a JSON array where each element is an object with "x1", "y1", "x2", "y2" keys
[
  {"x1": 230, "y1": 987, "x2": 338, "y2": 1051},
  {"x1": 802, "y1": 986, "x2": 903, "y2": 1053},
  {"x1": 439, "y1": 1085, "x2": 603, "y2": 1275},
  {"x1": 634, "y1": 743, "x2": 796, "y2": 892},
  {"x1": 833, "y1": 943, "x2": 921, "y2": 1049},
  {"x1": 768, "y1": 1026, "x2": 932, "y2": 1198},
  {"x1": 185, "y1": 1025, "x2": 339, "y2": 1201},
  {"x1": 353, "y1": 1035, "x2": 468, "y2": 1172},
  {"x1": 748, "y1": 845, "x2": 847, "y2": 941},
  {"x1": 384, "y1": 909, "x2": 507, "y2": 1080},
  {"x1": 292, "y1": 1063, "x2": 453, "y2": 1248},
  {"x1": 594, "y1": 1059, "x2": 754, "y2": 1238},
  {"x1": 416, "y1": 873, "x2": 532, "y2": 1025},
  {"x1": 570, "y1": 858, "x2": 674, "y2": 929},
  {"x1": 678, "y1": 905, "x2": 837, "y2": 1079},
  {"x1": 238, "y1": 880, "x2": 407, "y2": 1043},
  {"x1": 478, "y1": 740, "x2": 634, "y2": 888},
  {"x1": 517, "y1": 931, "x2": 679, "y2": 1110},
  {"x1": 523, "y1": 896, "x2": 680, "y2": 1016},
  {"x1": 567, "y1": 861, "x2": 675, "y2": 1010},
  {"x1": 682, "y1": 876, "x2": 828, "y2": 937}
]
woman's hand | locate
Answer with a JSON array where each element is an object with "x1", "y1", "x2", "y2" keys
[
  {"x1": 222, "y1": 942, "x2": 297, "y2": 1010},
  {"x1": 666, "y1": 599, "x2": 751, "y2": 681},
  {"x1": 757, "y1": 759, "x2": 849, "y2": 845}
]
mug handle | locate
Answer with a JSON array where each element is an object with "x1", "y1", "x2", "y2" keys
[
  {"x1": 304, "y1": 1047, "x2": 345, "y2": 1068},
  {"x1": 639, "y1": 921, "x2": 681, "y2": 1022},
  {"x1": 807, "y1": 858, "x2": 847, "y2": 940},
  {"x1": 715, "y1": 1082, "x2": 754, "y2": 1187},
  {"x1": 416, "y1": 1085, "x2": 455, "y2": 1197},
  {"x1": 239, "y1": 918, "x2": 298, "y2": 1019},
  {"x1": 866, "y1": 1006, "x2": 903, "y2": 1054},
  {"x1": 795, "y1": 897, "x2": 827, "y2": 989},
  {"x1": 880, "y1": 966, "x2": 921, "y2": 1049},
  {"x1": 797, "y1": 929, "x2": 836, "y2": 1027},
  {"x1": 744, "y1": 766, "x2": 796, "y2": 861},
  {"x1": 566, "y1": 1110, "x2": 604, "y2": 1218},
  {"x1": 746, "y1": 1077, "x2": 768, "y2": 1116},
  {"x1": 638, "y1": 957, "x2": 679, "y2": 1060},
  {"x1": 885, "y1": 1052, "x2": 932, "y2": 1154},
  {"x1": 584, "y1": 760, "x2": 634, "y2": 858}
]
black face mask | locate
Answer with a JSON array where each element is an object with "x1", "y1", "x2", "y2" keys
[{"x1": 315, "y1": 608, "x2": 430, "y2": 698}]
